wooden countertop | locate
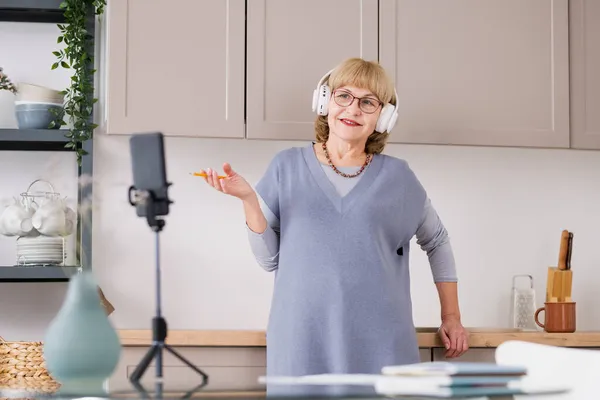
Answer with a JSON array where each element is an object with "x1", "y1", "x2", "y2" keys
[{"x1": 117, "y1": 328, "x2": 600, "y2": 348}]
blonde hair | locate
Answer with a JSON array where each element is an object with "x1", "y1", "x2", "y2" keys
[{"x1": 314, "y1": 58, "x2": 396, "y2": 154}]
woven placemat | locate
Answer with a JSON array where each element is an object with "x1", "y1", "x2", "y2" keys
[{"x1": 0, "y1": 336, "x2": 60, "y2": 394}]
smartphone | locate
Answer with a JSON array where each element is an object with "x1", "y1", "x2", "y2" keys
[{"x1": 129, "y1": 132, "x2": 172, "y2": 217}]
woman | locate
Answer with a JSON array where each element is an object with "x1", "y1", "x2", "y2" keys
[{"x1": 200, "y1": 58, "x2": 469, "y2": 382}]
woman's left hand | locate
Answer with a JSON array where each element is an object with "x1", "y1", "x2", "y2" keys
[{"x1": 438, "y1": 318, "x2": 469, "y2": 358}]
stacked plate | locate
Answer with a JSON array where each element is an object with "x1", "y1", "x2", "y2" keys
[{"x1": 16, "y1": 236, "x2": 65, "y2": 266}]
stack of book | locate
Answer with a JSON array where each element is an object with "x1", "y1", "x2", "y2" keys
[
  {"x1": 375, "y1": 361, "x2": 568, "y2": 398},
  {"x1": 259, "y1": 362, "x2": 570, "y2": 398}
]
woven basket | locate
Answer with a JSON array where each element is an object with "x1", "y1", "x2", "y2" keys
[{"x1": 0, "y1": 336, "x2": 60, "y2": 393}]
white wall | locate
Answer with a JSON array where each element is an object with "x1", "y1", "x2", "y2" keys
[{"x1": 2, "y1": 20, "x2": 600, "y2": 342}]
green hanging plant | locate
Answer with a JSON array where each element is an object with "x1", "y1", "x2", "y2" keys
[
  {"x1": 0, "y1": 67, "x2": 18, "y2": 95},
  {"x1": 51, "y1": 0, "x2": 106, "y2": 165}
]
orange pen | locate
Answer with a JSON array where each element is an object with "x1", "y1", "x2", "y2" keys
[{"x1": 191, "y1": 172, "x2": 227, "y2": 179}]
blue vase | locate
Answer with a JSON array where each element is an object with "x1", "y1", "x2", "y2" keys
[{"x1": 43, "y1": 271, "x2": 121, "y2": 396}]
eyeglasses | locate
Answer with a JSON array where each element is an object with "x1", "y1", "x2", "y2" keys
[{"x1": 332, "y1": 89, "x2": 382, "y2": 114}]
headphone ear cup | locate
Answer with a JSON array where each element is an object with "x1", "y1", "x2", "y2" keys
[
  {"x1": 312, "y1": 85, "x2": 330, "y2": 116},
  {"x1": 387, "y1": 109, "x2": 398, "y2": 133},
  {"x1": 311, "y1": 88, "x2": 320, "y2": 113},
  {"x1": 376, "y1": 103, "x2": 396, "y2": 133}
]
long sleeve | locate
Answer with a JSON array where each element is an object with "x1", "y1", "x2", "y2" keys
[
  {"x1": 246, "y1": 194, "x2": 281, "y2": 272},
  {"x1": 415, "y1": 198, "x2": 458, "y2": 282}
]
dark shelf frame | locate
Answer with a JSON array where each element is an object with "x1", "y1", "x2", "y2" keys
[
  {"x1": 0, "y1": 129, "x2": 72, "y2": 151},
  {"x1": 0, "y1": 0, "x2": 65, "y2": 23},
  {"x1": 0, "y1": 1, "x2": 96, "y2": 282},
  {"x1": 0, "y1": 266, "x2": 81, "y2": 282}
]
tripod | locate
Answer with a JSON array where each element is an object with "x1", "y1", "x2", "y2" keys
[{"x1": 128, "y1": 188, "x2": 209, "y2": 385}]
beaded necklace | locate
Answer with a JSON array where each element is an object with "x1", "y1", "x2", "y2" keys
[{"x1": 322, "y1": 142, "x2": 372, "y2": 178}]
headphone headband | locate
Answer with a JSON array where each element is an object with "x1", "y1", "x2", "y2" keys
[{"x1": 315, "y1": 69, "x2": 335, "y2": 92}]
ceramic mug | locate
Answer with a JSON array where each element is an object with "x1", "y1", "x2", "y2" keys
[
  {"x1": 32, "y1": 199, "x2": 66, "y2": 236},
  {"x1": 534, "y1": 302, "x2": 576, "y2": 333},
  {"x1": 31, "y1": 197, "x2": 77, "y2": 236},
  {"x1": 0, "y1": 198, "x2": 35, "y2": 236}
]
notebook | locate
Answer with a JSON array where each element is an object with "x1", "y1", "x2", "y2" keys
[
  {"x1": 375, "y1": 377, "x2": 570, "y2": 398},
  {"x1": 382, "y1": 362, "x2": 527, "y2": 377}
]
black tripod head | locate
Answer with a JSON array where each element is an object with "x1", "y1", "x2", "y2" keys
[{"x1": 128, "y1": 186, "x2": 171, "y2": 232}]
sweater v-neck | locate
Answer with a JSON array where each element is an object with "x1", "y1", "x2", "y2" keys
[{"x1": 301, "y1": 143, "x2": 383, "y2": 214}]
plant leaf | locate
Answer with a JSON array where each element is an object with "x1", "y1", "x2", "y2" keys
[{"x1": 54, "y1": 0, "x2": 106, "y2": 166}]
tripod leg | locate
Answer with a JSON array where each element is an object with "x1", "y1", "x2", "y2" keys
[
  {"x1": 130, "y1": 379, "x2": 151, "y2": 399},
  {"x1": 164, "y1": 344, "x2": 209, "y2": 380},
  {"x1": 179, "y1": 382, "x2": 210, "y2": 399},
  {"x1": 130, "y1": 344, "x2": 160, "y2": 383}
]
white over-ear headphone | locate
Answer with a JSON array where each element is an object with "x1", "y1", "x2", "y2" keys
[{"x1": 311, "y1": 68, "x2": 399, "y2": 133}]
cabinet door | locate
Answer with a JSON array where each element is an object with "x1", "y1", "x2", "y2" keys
[
  {"x1": 108, "y1": 346, "x2": 266, "y2": 392},
  {"x1": 246, "y1": 0, "x2": 378, "y2": 140},
  {"x1": 569, "y1": 0, "x2": 600, "y2": 149},
  {"x1": 419, "y1": 348, "x2": 432, "y2": 362},
  {"x1": 105, "y1": 0, "x2": 245, "y2": 138},
  {"x1": 433, "y1": 348, "x2": 496, "y2": 363},
  {"x1": 379, "y1": 0, "x2": 570, "y2": 148}
]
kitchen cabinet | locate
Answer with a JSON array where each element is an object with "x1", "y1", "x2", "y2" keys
[
  {"x1": 379, "y1": 0, "x2": 570, "y2": 148},
  {"x1": 108, "y1": 346, "x2": 433, "y2": 392},
  {"x1": 110, "y1": 328, "x2": 600, "y2": 393},
  {"x1": 104, "y1": 0, "x2": 377, "y2": 141},
  {"x1": 109, "y1": 346, "x2": 431, "y2": 391},
  {"x1": 569, "y1": 0, "x2": 600, "y2": 149},
  {"x1": 102, "y1": 0, "x2": 597, "y2": 152},
  {"x1": 108, "y1": 346, "x2": 266, "y2": 392},
  {"x1": 105, "y1": 0, "x2": 245, "y2": 138},
  {"x1": 245, "y1": 0, "x2": 378, "y2": 140}
]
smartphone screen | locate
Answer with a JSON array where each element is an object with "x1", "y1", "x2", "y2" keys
[{"x1": 129, "y1": 132, "x2": 171, "y2": 217}]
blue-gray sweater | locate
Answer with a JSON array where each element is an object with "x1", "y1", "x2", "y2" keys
[
  {"x1": 249, "y1": 150, "x2": 457, "y2": 283},
  {"x1": 250, "y1": 143, "x2": 457, "y2": 395}
]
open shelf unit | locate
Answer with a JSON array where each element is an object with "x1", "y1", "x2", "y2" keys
[{"x1": 0, "y1": 0, "x2": 95, "y2": 282}]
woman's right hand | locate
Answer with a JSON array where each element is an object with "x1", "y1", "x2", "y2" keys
[{"x1": 199, "y1": 163, "x2": 256, "y2": 201}]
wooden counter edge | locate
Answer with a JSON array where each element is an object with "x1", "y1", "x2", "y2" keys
[
  {"x1": 115, "y1": 391, "x2": 265, "y2": 398},
  {"x1": 417, "y1": 331, "x2": 600, "y2": 348},
  {"x1": 118, "y1": 330, "x2": 267, "y2": 347},
  {"x1": 118, "y1": 329, "x2": 600, "y2": 348}
]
